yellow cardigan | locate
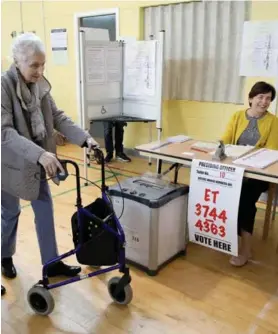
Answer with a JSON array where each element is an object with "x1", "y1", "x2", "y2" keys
[{"x1": 221, "y1": 109, "x2": 278, "y2": 150}]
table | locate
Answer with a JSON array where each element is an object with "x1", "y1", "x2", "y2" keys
[{"x1": 136, "y1": 139, "x2": 278, "y2": 245}]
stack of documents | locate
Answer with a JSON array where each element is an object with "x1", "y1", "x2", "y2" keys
[
  {"x1": 167, "y1": 135, "x2": 191, "y2": 143},
  {"x1": 150, "y1": 135, "x2": 191, "y2": 150},
  {"x1": 210, "y1": 144, "x2": 255, "y2": 158},
  {"x1": 191, "y1": 141, "x2": 218, "y2": 151},
  {"x1": 233, "y1": 148, "x2": 278, "y2": 169}
]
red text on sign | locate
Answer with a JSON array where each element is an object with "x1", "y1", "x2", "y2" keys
[
  {"x1": 204, "y1": 188, "x2": 220, "y2": 204},
  {"x1": 195, "y1": 219, "x2": 226, "y2": 238},
  {"x1": 195, "y1": 203, "x2": 227, "y2": 223}
]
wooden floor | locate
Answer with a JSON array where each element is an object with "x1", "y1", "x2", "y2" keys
[{"x1": 1, "y1": 144, "x2": 278, "y2": 334}]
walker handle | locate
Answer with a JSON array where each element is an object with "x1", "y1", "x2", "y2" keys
[{"x1": 58, "y1": 159, "x2": 82, "y2": 207}]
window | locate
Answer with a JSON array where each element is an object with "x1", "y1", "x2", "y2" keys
[
  {"x1": 80, "y1": 14, "x2": 116, "y2": 41},
  {"x1": 144, "y1": 1, "x2": 250, "y2": 103}
]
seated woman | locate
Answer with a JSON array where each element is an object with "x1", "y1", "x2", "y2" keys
[{"x1": 221, "y1": 81, "x2": 278, "y2": 267}]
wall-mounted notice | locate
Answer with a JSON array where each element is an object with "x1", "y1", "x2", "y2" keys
[
  {"x1": 51, "y1": 28, "x2": 68, "y2": 65},
  {"x1": 239, "y1": 21, "x2": 278, "y2": 77}
]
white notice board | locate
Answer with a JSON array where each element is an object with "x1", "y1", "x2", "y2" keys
[
  {"x1": 122, "y1": 39, "x2": 163, "y2": 124},
  {"x1": 81, "y1": 40, "x2": 123, "y2": 126},
  {"x1": 79, "y1": 31, "x2": 164, "y2": 128},
  {"x1": 188, "y1": 160, "x2": 245, "y2": 256}
]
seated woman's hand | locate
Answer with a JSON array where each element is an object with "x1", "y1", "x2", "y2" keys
[{"x1": 38, "y1": 152, "x2": 65, "y2": 177}]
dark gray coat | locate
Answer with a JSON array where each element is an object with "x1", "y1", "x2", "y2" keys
[{"x1": 1, "y1": 65, "x2": 89, "y2": 201}]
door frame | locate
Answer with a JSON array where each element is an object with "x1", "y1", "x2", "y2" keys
[{"x1": 74, "y1": 8, "x2": 120, "y2": 127}]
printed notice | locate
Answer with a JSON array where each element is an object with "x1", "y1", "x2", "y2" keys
[
  {"x1": 124, "y1": 41, "x2": 156, "y2": 97},
  {"x1": 106, "y1": 47, "x2": 122, "y2": 82},
  {"x1": 188, "y1": 160, "x2": 245, "y2": 256},
  {"x1": 85, "y1": 47, "x2": 105, "y2": 83},
  {"x1": 85, "y1": 46, "x2": 121, "y2": 84},
  {"x1": 51, "y1": 28, "x2": 68, "y2": 65}
]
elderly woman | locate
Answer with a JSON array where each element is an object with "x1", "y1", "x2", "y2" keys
[
  {"x1": 221, "y1": 81, "x2": 278, "y2": 267},
  {"x1": 1, "y1": 33, "x2": 98, "y2": 295}
]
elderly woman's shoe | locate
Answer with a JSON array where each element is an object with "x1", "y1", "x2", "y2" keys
[
  {"x1": 46, "y1": 261, "x2": 81, "y2": 277},
  {"x1": 1, "y1": 257, "x2": 17, "y2": 279}
]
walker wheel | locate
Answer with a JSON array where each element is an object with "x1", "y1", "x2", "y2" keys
[
  {"x1": 107, "y1": 277, "x2": 133, "y2": 305},
  {"x1": 27, "y1": 285, "x2": 55, "y2": 316}
]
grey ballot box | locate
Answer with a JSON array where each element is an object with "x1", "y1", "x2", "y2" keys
[{"x1": 108, "y1": 176, "x2": 189, "y2": 276}]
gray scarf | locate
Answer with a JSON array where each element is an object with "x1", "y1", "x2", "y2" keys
[{"x1": 13, "y1": 65, "x2": 47, "y2": 142}]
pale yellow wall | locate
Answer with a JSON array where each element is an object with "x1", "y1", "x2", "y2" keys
[
  {"x1": 1, "y1": 1, "x2": 21, "y2": 71},
  {"x1": 2, "y1": 0, "x2": 278, "y2": 148}
]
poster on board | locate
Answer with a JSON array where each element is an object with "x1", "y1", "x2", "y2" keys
[
  {"x1": 85, "y1": 46, "x2": 122, "y2": 84},
  {"x1": 123, "y1": 41, "x2": 156, "y2": 97},
  {"x1": 188, "y1": 159, "x2": 245, "y2": 256}
]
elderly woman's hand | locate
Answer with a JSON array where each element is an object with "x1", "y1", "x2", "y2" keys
[
  {"x1": 38, "y1": 152, "x2": 65, "y2": 177},
  {"x1": 86, "y1": 137, "x2": 100, "y2": 152}
]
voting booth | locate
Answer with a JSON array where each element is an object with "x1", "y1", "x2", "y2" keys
[{"x1": 78, "y1": 31, "x2": 165, "y2": 180}]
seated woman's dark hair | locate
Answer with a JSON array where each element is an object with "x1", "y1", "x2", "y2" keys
[{"x1": 248, "y1": 81, "x2": 276, "y2": 106}]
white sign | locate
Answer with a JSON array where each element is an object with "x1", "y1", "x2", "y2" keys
[
  {"x1": 85, "y1": 46, "x2": 122, "y2": 84},
  {"x1": 124, "y1": 41, "x2": 156, "y2": 97},
  {"x1": 239, "y1": 21, "x2": 278, "y2": 77},
  {"x1": 106, "y1": 48, "x2": 122, "y2": 82},
  {"x1": 50, "y1": 28, "x2": 68, "y2": 65},
  {"x1": 188, "y1": 160, "x2": 245, "y2": 256},
  {"x1": 51, "y1": 28, "x2": 67, "y2": 49},
  {"x1": 85, "y1": 47, "x2": 105, "y2": 83}
]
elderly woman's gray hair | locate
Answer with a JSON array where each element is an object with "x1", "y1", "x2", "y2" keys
[{"x1": 12, "y1": 32, "x2": 45, "y2": 64}]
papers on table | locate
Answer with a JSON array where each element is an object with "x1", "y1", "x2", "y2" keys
[
  {"x1": 210, "y1": 144, "x2": 255, "y2": 158},
  {"x1": 150, "y1": 141, "x2": 172, "y2": 150},
  {"x1": 182, "y1": 151, "x2": 195, "y2": 156},
  {"x1": 233, "y1": 148, "x2": 278, "y2": 169},
  {"x1": 150, "y1": 135, "x2": 191, "y2": 150},
  {"x1": 191, "y1": 141, "x2": 218, "y2": 151},
  {"x1": 167, "y1": 135, "x2": 191, "y2": 143}
]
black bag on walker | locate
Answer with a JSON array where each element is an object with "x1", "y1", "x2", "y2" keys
[{"x1": 71, "y1": 198, "x2": 119, "y2": 266}]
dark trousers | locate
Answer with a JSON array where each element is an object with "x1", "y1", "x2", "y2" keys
[
  {"x1": 103, "y1": 121, "x2": 125, "y2": 155},
  {"x1": 238, "y1": 178, "x2": 269, "y2": 235}
]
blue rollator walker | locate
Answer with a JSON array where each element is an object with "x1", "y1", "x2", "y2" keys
[{"x1": 27, "y1": 148, "x2": 133, "y2": 316}]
